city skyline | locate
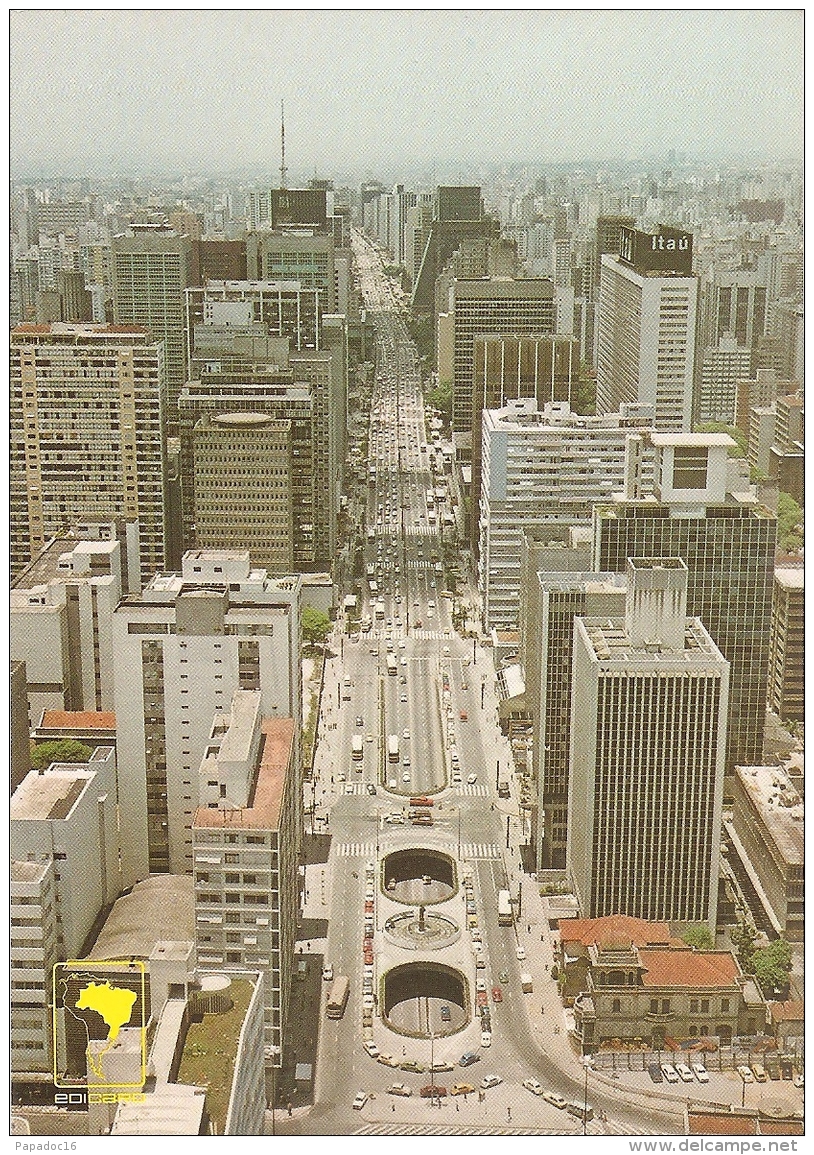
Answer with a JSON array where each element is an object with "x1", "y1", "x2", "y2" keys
[{"x1": 10, "y1": 9, "x2": 803, "y2": 178}]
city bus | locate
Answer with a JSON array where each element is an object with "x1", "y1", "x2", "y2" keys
[
  {"x1": 369, "y1": 580, "x2": 379, "y2": 596},
  {"x1": 375, "y1": 600, "x2": 386, "y2": 620},
  {"x1": 386, "y1": 653, "x2": 398, "y2": 676},
  {"x1": 498, "y1": 889, "x2": 514, "y2": 926},
  {"x1": 326, "y1": 975, "x2": 350, "y2": 1019},
  {"x1": 351, "y1": 735, "x2": 364, "y2": 762},
  {"x1": 387, "y1": 735, "x2": 400, "y2": 763}
]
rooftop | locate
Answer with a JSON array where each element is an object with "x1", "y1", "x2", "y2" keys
[
  {"x1": 774, "y1": 567, "x2": 804, "y2": 590},
  {"x1": 734, "y1": 766, "x2": 803, "y2": 864},
  {"x1": 193, "y1": 717, "x2": 295, "y2": 830},
  {"x1": 39, "y1": 710, "x2": 117, "y2": 731},
  {"x1": 580, "y1": 617, "x2": 724, "y2": 666},
  {"x1": 638, "y1": 948, "x2": 740, "y2": 988},
  {"x1": 560, "y1": 914, "x2": 674, "y2": 950},
  {"x1": 11, "y1": 766, "x2": 98, "y2": 822},
  {"x1": 87, "y1": 875, "x2": 195, "y2": 961}
]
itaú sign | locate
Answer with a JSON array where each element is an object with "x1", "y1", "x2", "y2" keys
[{"x1": 619, "y1": 226, "x2": 693, "y2": 272}]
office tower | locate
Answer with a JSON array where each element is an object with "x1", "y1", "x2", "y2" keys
[
  {"x1": 11, "y1": 523, "x2": 137, "y2": 719},
  {"x1": 185, "y1": 279, "x2": 327, "y2": 356},
  {"x1": 112, "y1": 551, "x2": 301, "y2": 884},
  {"x1": 767, "y1": 568, "x2": 804, "y2": 722},
  {"x1": 246, "y1": 230, "x2": 336, "y2": 312},
  {"x1": 734, "y1": 368, "x2": 799, "y2": 444},
  {"x1": 11, "y1": 747, "x2": 121, "y2": 1073},
  {"x1": 404, "y1": 196, "x2": 435, "y2": 286},
  {"x1": 410, "y1": 186, "x2": 500, "y2": 313},
  {"x1": 698, "y1": 266, "x2": 768, "y2": 354},
  {"x1": 730, "y1": 765, "x2": 803, "y2": 941},
  {"x1": 525, "y1": 564, "x2": 626, "y2": 871},
  {"x1": 568, "y1": 558, "x2": 729, "y2": 926},
  {"x1": 589, "y1": 215, "x2": 636, "y2": 296},
  {"x1": 193, "y1": 692, "x2": 299, "y2": 1061},
  {"x1": 468, "y1": 332, "x2": 580, "y2": 550},
  {"x1": 445, "y1": 277, "x2": 556, "y2": 433},
  {"x1": 111, "y1": 229, "x2": 192, "y2": 431},
  {"x1": 695, "y1": 336, "x2": 753, "y2": 425},
  {"x1": 478, "y1": 398, "x2": 654, "y2": 629},
  {"x1": 11, "y1": 661, "x2": 31, "y2": 794},
  {"x1": 290, "y1": 346, "x2": 343, "y2": 560},
  {"x1": 56, "y1": 269, "x2": 93, "y2": 321},
  {"x1": 193, "y1": 413, "x2": 294, "y2": 574},
  {"x1": 188, "y1": 238, "x2": 248, "y2": 285},
  {"x1": 597, "y1": 224, "x2": 698, "y2": 430},
  {"x1": 593, "y1": 433, "x2": 777, "y2": 772},
  {"x1": 10, "y1": 323, "x2": 166, "y2": 583}
]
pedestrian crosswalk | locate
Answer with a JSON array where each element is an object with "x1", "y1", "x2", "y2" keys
[
  {"x1": 336, "y1": 842, "x2": 378, "y2": 858},
  {"x1": 459, "y1": 842, "x2": 500, "y2": 860},
  {"x1": 454, "y1": 783, "x2": 489, "y2": 797},
  {"x1": 338, "y1": 783, "x2": 374, "y2": 797},
  {"x1": 411, "y1": 629, "x2": 451, "y2": 641}
]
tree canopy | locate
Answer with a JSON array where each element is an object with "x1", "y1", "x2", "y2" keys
[
  {"x1": 31, "y1": 739, "x2": 93, "y2": 770},
  {"x1": 681, "y1": 925, "x2": 714, "y2": 950},
  {"x1": 301, "y1": 606, "x2": 331, "y2": 646},
  {"x1": 693, "y1": 421, "x2": 748, "y2": 458},
  {"x1": 777, "y1": 491, "x2": 803, "y2": 551},
  {"x1": 749, "y1": 937, "x2": 792, "y2": 997},
  {"x1": 426, "y1": 380, "x2": 452, "y2": 422}
]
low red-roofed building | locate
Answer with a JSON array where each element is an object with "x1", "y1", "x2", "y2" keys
[
  {"x1": 33, "y1": 710, "x2": 117, "y2": 748},
  {"x1": 559, "y1": 915, "x2": 767, "y2": 1053},
  {"x1": 770, "y1": 1000, "x2": 804, "y2": 1046}
]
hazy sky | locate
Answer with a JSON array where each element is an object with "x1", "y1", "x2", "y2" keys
[{"x1": 9, "y1": 8, "x2": 803, "y2": 178}]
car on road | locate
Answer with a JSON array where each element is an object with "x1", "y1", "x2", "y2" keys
[
  {"x1": 543, "y1": 1091, "x2": 568, "y2": 1110},
  {"x1": 388, "y1": 778, "x2": 397, "y2": 789},
  {"x1": 363, "y1": 1041, "x2": 379, "y2": 1058},
  {"x1": 452, "y1": 770, "x2": 462, "y2": 783},
  {"x1": 459, "y1": 1051, "x2": 480, "y2": 1067},
  {"x1": 402, "y1": 728, "x2": 410, "y2": 739},
  {"x1": 737, "y1": 1065, "x2": 754, "y2": 1083},
  {"x1": 660, "y1": 1063, "x2": 680, "y2": 1083},
  {"x1": 322, "y1": 964, "x2": 333, "y2": 982},
  {"x1": 492, "y1": 986, "x2": 503, "y2": 1003},
  {"x1": 384, "y1": 813, "x2": 405, "y2": 824},
  {"x1": 377, "y1": 1053, "x2": 399, "y2": 1068},
  {"x1": 480, "y1": 1075, "x2": 502, "y2": 1090},
  {"x1": 459, "y1": 710, "x2": 468, "y2": 721},
  {"x1": 430, "y1": 1060, "x2": 454, "y2": 1072},
  {"x1": 352, "y1": 1091, "x2": 368, "y2": 1110},
  {"x1": 400, "y1": 1059, "x2": 425, "y2": 1073},
  {"x1": 386, "y1": 1083, "x2": 412, "y2": 1097},
  {"x1": 344, "y1": 783, "x2": 355, "y2": 794},
  {"x1": 467, "y1": 774, "x2": 477, "y2": 785},
  {"x1": 647, "y1": 1063, "x2": 663, "y2": 1083},
  {"x1": 480, "y1": 1031, "x2": 492, "y2": 1048},
  {"x1": 440, "y1": 1005, "x2": 451, "y2": 1022},
  {"x1": 420, "y1": 1085, "x2": 447, "y2": 1098},
  {"x1": 675, "y1": 1062, "x2": 694, "y2": 1083},
  {"x1": 443, "y1": 646, "x2": 450, "y2": 655},
  {"x1": 411, "y1": 815, "x2": 433, "y2": 826},
  {"x1": 355, "y1": 716, "x2": 363, "y2": 727},
  {"x1": 515, "y1": 945, "x2": 526, "y2": 961},
  {"x1": 751, "y1": 1064, "x2": 767, "y2": 1083},
  {"x1": 692, "y1": 1062, "x2": 709, "y2": 1083},
  {"x1": 476, "y1": 977, "x2": 487, "y2": 992},
  {"x1": 366, "y1": 783, "x2": 377, "y2": 795},
  {"x1": 499, "y1": 970, "x2": 509, "y2": 984},
  {"x1": 450, "y1": 1083, "x2": 475, "y2": 1097},
  {"x1": 523, "y1": 1078, "x2": 544, "y2": 1096},
  {"x1": 402, "y1": 771, "x2": 411, "y2": 782},
  {"x1": 400, "y1": 693, "x2": 407, "y2": 702}
]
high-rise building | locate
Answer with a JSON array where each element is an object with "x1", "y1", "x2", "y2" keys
[
  {"x1": 111, "y1": 229, "x2": 192, "y2": 432},
  {"x1": 444, "y1": 277, "x2": 557, "y2": 433},
  {"x1": 246, "y1": 231, "x2": 336, "y2": 312},
  {"x1": 112, "y1": 551, "x2": 301, "y2": 885},
  {"x1": 193, "y1": 692, "x2": 299, "y2": 1061},
  {"x1": 593, "y1": 432, "x2": 777, "y2": 773},
  {"x1": 185, "y1": 279, "x2": 328, "y2": 359},
  {"x1": 478, "y1": 398, "x2": 654, "y2": 629},
  {"x1": 10, "y1": 661, "x2": 31, "y2": 794},
  {"x1": 695, "y1": 336, "x2": 753, "y2": 425},
  {"x1": 568, "y1": 558, "x2": 729, "y2": 926},
  {"x1": 767, "y1": 568, "x2": 804, "y2": 722},
  {"x1": 10, "y1": 323, "x2": 166, "y2": 583},
  {"x1": 410, "y1": 186, "x2": 500, "y2": 313},
  {"x1": 597, "y1": 225, "x2": 698, "y2": 431}
]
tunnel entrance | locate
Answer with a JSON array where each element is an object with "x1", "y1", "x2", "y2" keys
[
  {"x1": 383, "y1": 848, "x2": 456, "y2": 904},
  {"x1": 383, "y1": 961, "x2": 468, "y2": 1038}
]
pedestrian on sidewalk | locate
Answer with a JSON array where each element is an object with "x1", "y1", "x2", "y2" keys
[{"x1": 507, "y1": 1106, "x2": 512, "y2": 1122}]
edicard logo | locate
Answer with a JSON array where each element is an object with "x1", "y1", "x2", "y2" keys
[{"x1": 52, "y1": 960, "x2": 147, "y2": 1091}]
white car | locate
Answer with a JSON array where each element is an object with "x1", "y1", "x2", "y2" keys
[
  {"x1": 523, "y1": 1078, "x2": 544, "y2": 1096},
  {"x1": 402, "y1": 729, "x2": 410, "y2": 740},
  {"x1": 344, "y1": 783, "x2": 355, "y2": 794},
  {"x1": 402, "y1": 771, "x2": 411, "y2": 782},
  {"x1": 543, "y1": 1091, "x2": 568, "y2": 1110},
  {"x1": 737, "y1": 1065, "x2": 754, "y2": 1084},
  {"x1": 675, "y1": 1062, "x2": 694, "y2": 1083},
  {"x1": 661, "y1": 1063, "x2": 680, "y2": 1084},
  {"x1": 481, "y1": 1075, "x2": 502, "y2": 1089},
  {"x1": 452, "y1": 770, "x2": 462, "y2": 783},
  {"x1": 692, "y1": 1062, "x2": 709, "y2": 1083},
  {"x1": 476, "y1": 977, "x2": 487, "y2": 992},
  {"x1": 363, "y1": 1041, "x2": 379, "y2": 1058},
  {"x1": 322, "y1": 964, "x2": 334, "y2": 982},
  {"x1": 515, "y1": 945, "x2": 526, "y2": 961},
  {"x1": 480, "y1": 1031, "x2": 491, "y2": 1048},
  {"x1": 352, "y1": 1091, "x2": 369, "y2": 1110},
  {"x1": 385, "y1": 813, "x2": 405, "y2": 825},
  {"x1": 388, "y1": 778, "x2": 397, "y2": 789}
]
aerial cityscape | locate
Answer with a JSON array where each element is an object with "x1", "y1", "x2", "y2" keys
[{"x1": 8, "y1": 9, "x2": 804, "y2": 1148}]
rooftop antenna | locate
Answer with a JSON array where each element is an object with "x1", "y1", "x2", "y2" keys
[{"x1": 280, "y1": 99, "x2": 288, "y2": 189}]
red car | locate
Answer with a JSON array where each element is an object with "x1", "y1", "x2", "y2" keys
[
  {"x1": 492, "y1": 986, "x2": 503, "y2": 1003},
  {"x1": 476, "y1": 991, "x2": 488, "y2": 1008},
  {"x1": 460, "y1": 710, "x2": 468, "y2": 721},
  {"x1": 420, "y1": 1085, "x2": 447, "y2": 1098},
  {"x1": 364, "y1": 901, "x2": 374, "y2": 914}
]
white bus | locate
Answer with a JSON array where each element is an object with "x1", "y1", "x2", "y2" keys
[
  {"x1": 351, "y1": 735, "x2": 364, "y2": 761},
  {"x1": 375, "y1": 600, "x2": 386, "y2": 620},
  {"x1": 369, "y1": 580, "x2": 379, "y2": 596},
  {"x1": 498, "y1": 889, "x2": 513, "y2": 926},
  {"x1": 386, "y1": 653, "x2": 398, "y2": 676},
  {"x1": 387, "y1": 735, "x2": 400, "y2": 763}
]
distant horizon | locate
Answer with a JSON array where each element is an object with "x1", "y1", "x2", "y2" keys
[{"x1": 10, "y1": 10, "x2": 802, "y2": 179}]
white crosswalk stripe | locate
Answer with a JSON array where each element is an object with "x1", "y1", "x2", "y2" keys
[
  {"x1": 337, "y1": 783, "x2": 374, "y2": 797},
  {"x1": 458, "y1": 843, "x2": 500, "y2": 860},
  {"x1": 411, "y1": 629, "x2": 449, "y2": 641},
  {"x1": 454, "y1": 783, "x2": 489, "y2": 797},
  {"x1": 336, "y1": 842, "x2": 378, "y2": 858}
]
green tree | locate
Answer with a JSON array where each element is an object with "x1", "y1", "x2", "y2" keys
[
  {"x1": 31, "y1": 739, "x2": 93, "y2": 770},
  {"x1": 301, "y1": 607, "x2": 331, "y2": 647},
  {"x1": 729, "y1": 919, "x2": 758, "y2": 968},
  {"x1": 750, "y1": 938, "x2": 792, "y2": 997},
  {"x1": 426, "y1": 381, "x2": 452, "y2": 422},
  {"x1": 777, "y1": 492, "x2": 803, "y2": 551},
  {"x1": 682, "y1": 925, "x2": 714, "y2": 950},
  {"x1": 570, "y1": 363, "x2": 597, "y2": 415},
  {"x1": 693, "y1": 421, "x2": 748, "y2": 458}
]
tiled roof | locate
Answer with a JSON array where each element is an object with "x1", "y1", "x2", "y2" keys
[
  {"x1": 560, "y1": 914, "x2": 673, "y2": 949},
  {"x1": 770, "y1": 1000, "x2": 804, "y2": 1023},
  {"x1": 688, "y1": 1112, "x2": 758, "y2": 1135},
  {"x1": 40, "y1": 710, "x2": 117, "y2": 729},
  {"x1": 638, "y1": 948, "x2": 739, "y2": 988}
]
